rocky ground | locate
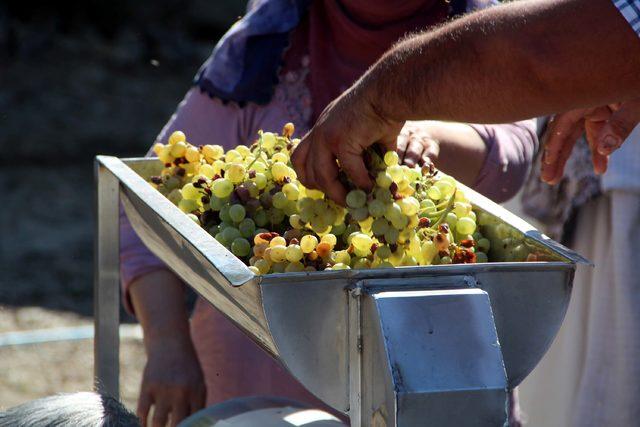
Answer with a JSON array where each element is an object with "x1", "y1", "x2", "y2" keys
[{"x1": 0, "y1": 0, "x2": 245, "y2": 411}]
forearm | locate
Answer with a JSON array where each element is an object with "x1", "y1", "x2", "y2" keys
[
  {"x1": 362, "y1": 0, "x2": 640, "y2": 123},
  {"x1": 129, "y1": 270, "x2": 192, "y2": 351}
]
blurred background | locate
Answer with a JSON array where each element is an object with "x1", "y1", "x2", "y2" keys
[{"x1": 0, "y1": 0, "x2": 246, "y2": 409}]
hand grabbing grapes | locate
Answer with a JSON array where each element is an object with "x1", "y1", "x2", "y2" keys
[
  {"x1": 541, "y1": 99, "x2": 640, "y2": 184},
  {"x1": 291, "y1": 90, "x2": 404, "y2": 205}
]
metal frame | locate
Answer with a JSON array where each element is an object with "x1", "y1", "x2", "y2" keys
[{"x1": 94, "y1": 160, "x2": 120, "y2": 399}]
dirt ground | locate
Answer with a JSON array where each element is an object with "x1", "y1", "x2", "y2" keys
[{"x1": 0, "y1": 306, "x2": 145, "y2": 411}]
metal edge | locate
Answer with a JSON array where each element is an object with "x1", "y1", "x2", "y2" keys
[
  {"x1": 95, "y1": 155, "x2": 256, "y2": 288},
  {"x1": 458, "y1": 182, "x2": 592, "y2": 266}
]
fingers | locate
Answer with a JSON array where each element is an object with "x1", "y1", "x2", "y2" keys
[
  {"x1": 396, "y1": 133, "x2": 409, "y2": 163},
  {"x1": 315, "y1": 146, "x2": 347, "y2": 204},
  {"x1": 338, "y1": 141, "x2": 374, "y2": 193},
  {"x1": 541, "y1": 110, "x2": 584, "y2": 168},
  {"x1": 137, "y1": 391, "x2": 152, "y2": 427},
  {"x1": 291, "y1": 136, "x2": 312, "y2": 187},
  {"x1": 541, "y1": 111, "x2": 586, "y2": 184},
  {"x1": 402, "y1": 138, "x2": 425, "y2": 167},
  {"x1": 152, "y1": 403, "x2": 170, "y2": 427},
  {"x1": 584, "y1": 117, "x2": 609, "y2": 175},
  {"x1": 170, "y1": 402, "x2": 190, "y2": 427},
  {"x1": 596, "y1": 99, "x2": 640, "y2": 155}
]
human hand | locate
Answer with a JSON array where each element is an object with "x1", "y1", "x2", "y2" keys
[
  {"x1": 291, "y1": 88, "x2": 404, "y2": 204},
  {"x1": 541, "y1": 99, "x2": 640, "y2": 184},
  {"x1": 137, "y1": 336, "x2": 206, "y2": 427},
  {"x1": 396, "y1": 122, "x2": 440, "y2": 168}
]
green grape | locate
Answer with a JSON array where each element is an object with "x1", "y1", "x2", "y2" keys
[
  {"x1": 436, "y1": 180, "x2": 454, "y2": 198},
  {"x1": 222, "y1": 227, "x2": 241, "y2": 243},
  {"x1": 399, "y1": 197, "x2": 419, "y2": 216},
  {"x1": 476, "y1": 252, "x2": 489, "y2": 263},
  {"x1": 384, "y1": 227, "x2": 400, "y2": 244},
  {"x1": 350, "y1": 206, "x2": 369, "y2": 221},
  {"x1": 310, "y1": 216, "x2": 328, "y2": 233},
  {"x1": 289, "y1": 214, "x2": 304, "y2": 229},
  {"x1": 477, "y1": 238, "x2": 491, "y2": 253},
  {"x1": 226, "y1": 163, "x2": 246, "y2": 184},
  {"x1": 181, "y1": 183, "x2": 200, "y2": 200},
  {"x1": 212, "y1": 178, "x2": 234, "y2": 198},
  {"x1": 285, "y1": 261, "x2": 305, "y2": 272},
  {"x1": 333, "y1": 250, "x2": 352, "y2": 265},
  {"x1": 440, "y1": 256, "x2": 453, "y2": 264},
  {"x1": 372, "y1": 218, "x2": 389, "y2": 236},
  {"x1": 402, "y1": 254, "x2": 418, "y2": 266},
  {"x1": 229, "y1": 204, "x2": 246, "y2": 223},
  {"x1": 231, "y1": 238, "x2": 251, "y2": 257},
  {"x1": 453, "y1": 202, "x2": 470, "y2": 217},
  {"x1": 368, "y1": 199, "x2": 386, "y2": 218},
  {"x1": 385, "y1": 203, "x2": 403, "y2": 222},
  {"x1": 375, "y1": 245, "x2": 391, "y2": 260},
  {"x1": 299, "y1": 207, "x2": 314, "y2": 223},
  {"x1": 178, "y1": 199, "x2": 198, "y2": 213},
  {"x1": 421, "y1": 240, "x2": 437, "y2": 264},
  {"x1": 254, "y1": 209, "x2": 268, "y2": 227},
  {"x1": 387, "y1": 165, "x2": 403, "y2": 182},
  {"x1": 313, "y1": 199, "x2": 327, "y2": 216},
  {"x1": 384, "y1": 151, "x2": 399, "y2": 166},
  {"x1": 271, "y1": 162, "x2": 290, "y2": 181},
  {"x1": 270, "y1": 245, "x2": 287, "y2": 262},
  {"x1": 445, "y1": 212, "x2": 458, "y2": 227},
  {"x1": 331, "y1": 223, "x2": 346, "y2": 235},
  {"x1": 272, "y1": 192, "x2": 288, "y2": 209},
  {"x1": 225, "y1": 149, "x2": 242, "y2": 163},
  {"x1": 332, "y1": 263, "x2": 350, "y2": 270},
  {"x1": 239, "y1": 218, "x2": 256, "y2": 238},
  {"x1": 375, "y1": 187, "x2": 392, "y2": 202},
  {"x1": 219, "y1": 205, "x2": 232, "y2": 223},
  {"x1": 346, "y1": 190, "x2": 367, "y2": 209},
  {"x1": 427, "y1": 186, "x2": 442, "y2": 200},
  {"x1": 378, "y1": 261, "x2": 394, "y2": 268},
  {"x1": 376, "y1": 171, "x2": 393, "y2": 188},
  {"x1": 262, "y1": 132, "x2": 277, "y2": 149},
  {"x1": 321, "y1": 233, "x2": 337, "y2": 247},
  {"x1": 351, "y1": 233, "x2": 372, "y2": 252},
  {"x1": 283, "y1": 200, "x2": 298, "y2": 217},
  {"x1": 253, "y1": 173, "x2": 267, "y2": 189},
  {"x1": 390, "y1": 215, "x2": 408, "y2": 230},
  {"x1": 215, "y1": 232, "x2": 227, "y2": 246},
  {"x1": 268, "y1": 208, "x2": 285, "y2": 225},
  {"x1": 248, "y1": 265, "x2": 260, "y2": 274},
  {"x1": 300, "y1": 235, "x2": 318, "y2": 253},
  {"x1": 282, "y1": 183, "x2": 300, "y2": 200},
  {"x1": 255, "y1": 259, "x2": 271, "y2": 274},
  {"x1": 209, "y1": 196, "x2": 226, "y2": 211},
  {"x1": 456, "y1": 217, "x2": 476, "y2": 235},
  {"x1": 285, "y1": 245, "x2": 304, "y2": 262}
]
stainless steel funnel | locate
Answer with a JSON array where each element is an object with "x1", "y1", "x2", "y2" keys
[{"x1": 95, "y1": 156, "x2": 588, "y2": 426}]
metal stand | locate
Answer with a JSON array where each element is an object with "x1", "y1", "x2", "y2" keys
[{"x1": 94, "y1": 160, "x2": 120, "y2": 399}]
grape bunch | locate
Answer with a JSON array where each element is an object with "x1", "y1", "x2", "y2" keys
[{"x1": 148, "y1": 124, "x2": 508, "y2": 274}]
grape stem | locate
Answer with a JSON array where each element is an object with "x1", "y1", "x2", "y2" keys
[{"x1": 430, "y1": 189, "x2": 457, "y2": 229}]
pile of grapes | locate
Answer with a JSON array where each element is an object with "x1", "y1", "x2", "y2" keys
[{"x1": 149, "y1": 124, "x2": 502, "y2": 275}]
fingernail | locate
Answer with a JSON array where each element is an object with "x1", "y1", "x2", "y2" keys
[{"x1": 598, "y1": 135, "x2": 619, "y2": 154}]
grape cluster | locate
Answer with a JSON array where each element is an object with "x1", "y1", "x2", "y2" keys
[{"x1": 149, "y1": 124, "x2": 505, "y2": 274}]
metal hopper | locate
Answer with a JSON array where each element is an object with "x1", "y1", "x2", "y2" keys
[{"x1": 94, "y1": 156, "x2": 589, "y2": 426}]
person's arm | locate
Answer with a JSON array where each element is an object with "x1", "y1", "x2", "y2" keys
[
  {"x1": 130, "y1": 271, "x2": 205, "y2": 427},
  {"x1": 292, "y1": 0, "x2": 640, "y2": 202}
]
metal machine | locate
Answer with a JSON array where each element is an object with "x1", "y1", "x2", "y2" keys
[{"x1": 94, "y1": 156, "x2": 589, "y2": 426}]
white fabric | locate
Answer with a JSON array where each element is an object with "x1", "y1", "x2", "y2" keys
[
  {"x1": 601, "y1": 124, "x2": 640, "y2": 192},
  {"x1": 519, "y1": 190, "x2": 640, "y2": 426}
]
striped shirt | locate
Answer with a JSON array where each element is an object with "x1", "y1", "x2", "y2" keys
[{"x1": 613, "y1": 0, "x2": 640, "y2": 35}]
